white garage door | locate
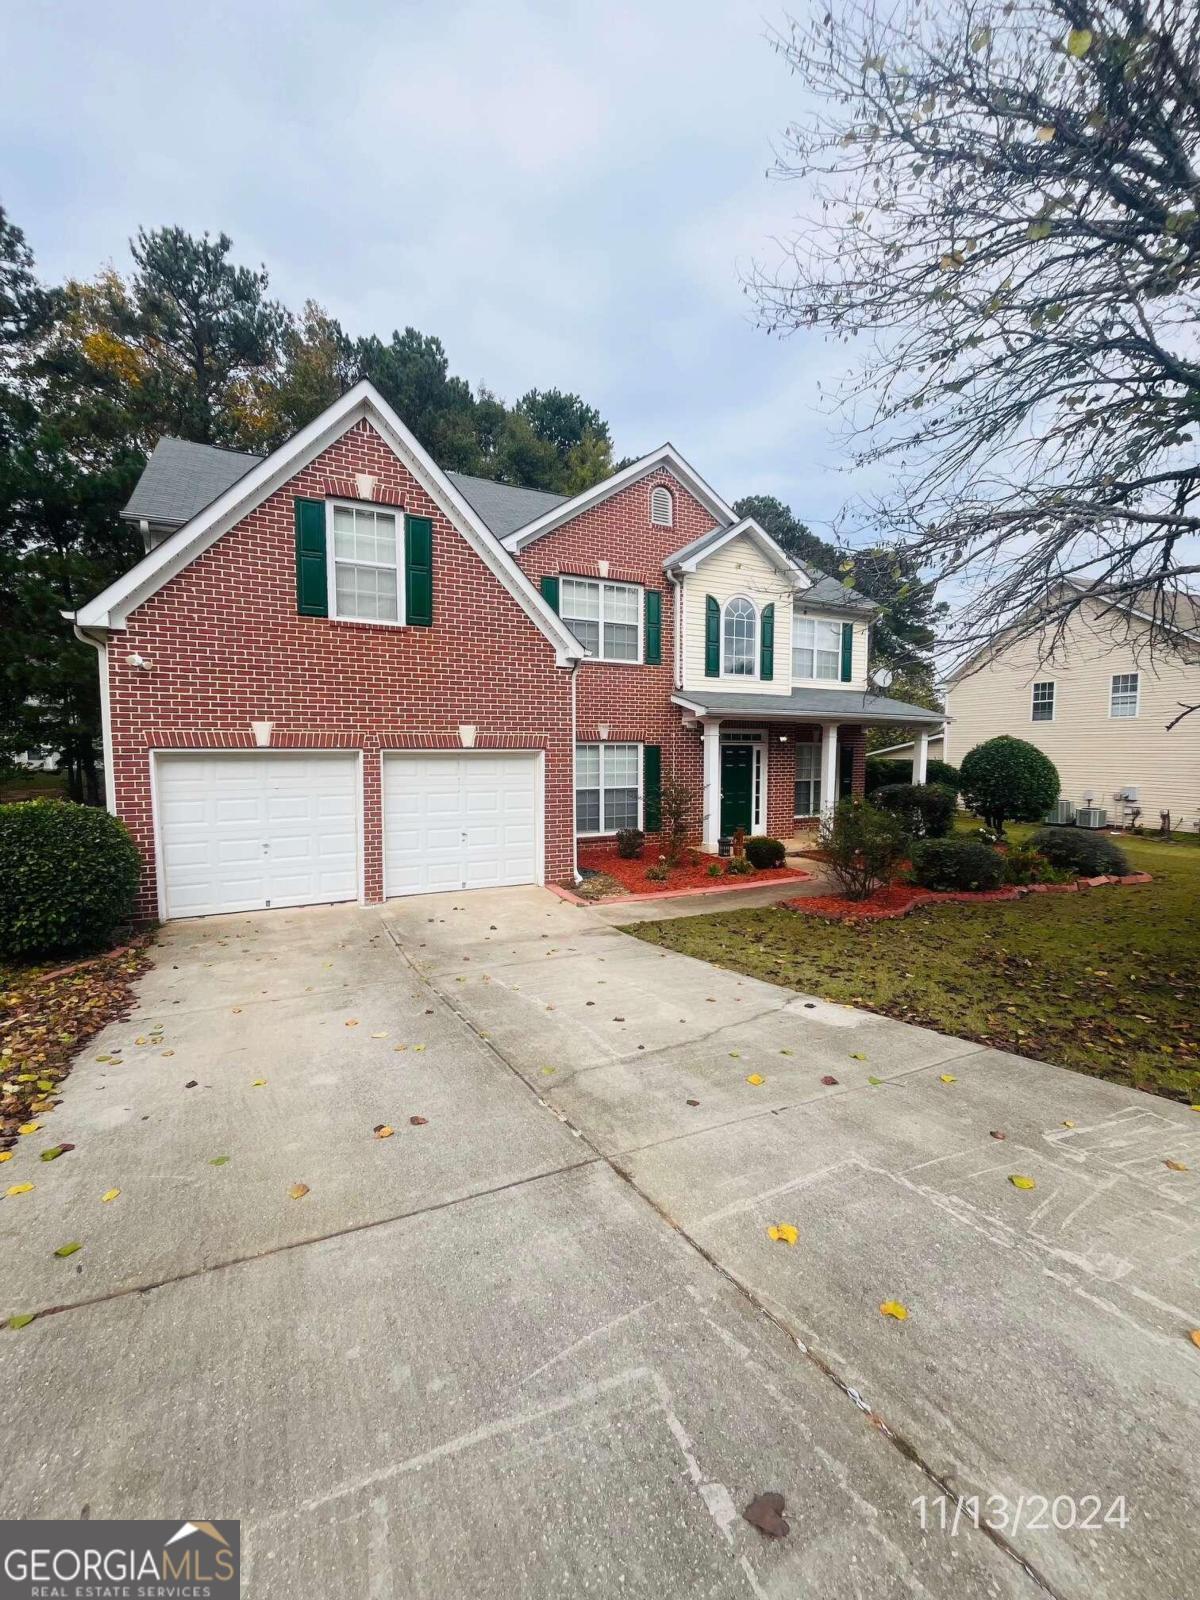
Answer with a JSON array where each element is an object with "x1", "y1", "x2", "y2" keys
[
  {"x1": 383, "y1": 752, "x2": 540, "y2": 897},
  {"x1": 156, "y1": 752, "x2": 359, "y2": 918}
]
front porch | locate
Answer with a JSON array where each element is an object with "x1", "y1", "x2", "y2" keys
[{"x1": 671, "y1": 687, "x2": 946, "y2": 852}]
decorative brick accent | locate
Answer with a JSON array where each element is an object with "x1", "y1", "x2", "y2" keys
[{"x1": 109, "y1": 418, "x2": 574, "y2": 917}]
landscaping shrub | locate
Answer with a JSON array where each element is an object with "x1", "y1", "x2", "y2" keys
[
  {"x1": 725, "y1": 854, "x2": 755, "y2": 875},
  {"x1": 645, "y1": 861, "x2": 670, "y2": 882},
  {"x1": 926, "y1": 758, "x2": 961, "y2": 794},
  {"x1": 865, "y1": 757, "x2": 911, "y2": 793},
  {"x1": 960, "y1": 736, "x2": 1060, "y2": 835},
  {"x1": 745, "y1": 835, "x2": 786, "y2": 869},
  {"x1": 615, "y1": 828, "x2": 644, "y2": 859},
  {"x1": 911, "y1": 837, "x2": 1005, "y2": 893},
  {"x1": 658, "y1": 775, "x2": 694, "y2": 866},
  {"x1": 818, "y1": 800, "x2": 909, "y2": 900},
  {"x1": 872, "y1": 782, "x2": 957, "y2": 839},
  {"x1": 1028, "y1": 827, "x2": 1130, "y2": 877},
  {"x1": 1001, "y1": 844, "x2": 1055, "y2": 886},
  {"x1": 0, "y1": 800, "x2": 141, "y2": 960}
]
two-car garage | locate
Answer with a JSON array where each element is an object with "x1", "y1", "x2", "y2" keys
[{"x1": 154, "y1": 750, "x2": 542, "y2": 919}]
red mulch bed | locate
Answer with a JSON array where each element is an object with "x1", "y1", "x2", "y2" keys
[
  {"x1": 578, "y1": 849, "x2": 806, "y2": 897},
  {"x1": 783, "y1": 873, "x2": 1152, "y2": 922}
]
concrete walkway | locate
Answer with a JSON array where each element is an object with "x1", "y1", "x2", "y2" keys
[{"x1": 2, "y1": 890, "x2": 1197, "y2": 1599}]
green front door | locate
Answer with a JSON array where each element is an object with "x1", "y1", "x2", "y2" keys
[{"x1": 720, "y1": 744, "x2": 754, "y2": 835}]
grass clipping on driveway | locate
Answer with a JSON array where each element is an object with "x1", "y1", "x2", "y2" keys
[
  {"x1": 0, "y1": 941, "x2": 152, "y2": 1150},
  {"x1": 625, "y1": 830, "x2": 1199, "y2": 1103}
]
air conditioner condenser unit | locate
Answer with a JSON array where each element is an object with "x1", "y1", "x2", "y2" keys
[
  {"x1": 1045, "y1": 798, "x2": 1076, "y2": 826},
  {"x1": 1076, "y1": 807, "x2": 1108, "y2": 829}
]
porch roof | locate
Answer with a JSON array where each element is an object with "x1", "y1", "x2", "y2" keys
[{"x1": 672, "y1": 689, "x2": 945, "y2": 726}]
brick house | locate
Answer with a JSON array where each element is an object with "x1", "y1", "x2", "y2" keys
[{"x1": 70, "y1": 380, "x2": 943, "y2": 919}]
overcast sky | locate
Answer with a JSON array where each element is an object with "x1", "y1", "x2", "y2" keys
[{"x1": 1, "y1": 0, "x2": 883, "y2": 537}]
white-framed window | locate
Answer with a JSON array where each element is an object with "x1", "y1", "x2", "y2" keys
[
  {"x1": 650, "y1": 485, "x2": 674, "y2": 527},
  {"x1": 722, "y1": 595, "x2": 757, "y2": 676},
  {"x1": 329, "y1": 502, "x2": 402, "y2": 623},
  {"x1": 794, "y1": 741, "x2": 822, "y2": 816},
  {"x1": 792, "y1": 615, "x2": 842, "y2": 681},
  {"x1": 1111, "y1": 672, "x2": 1140, "y2": 718},
  {"x1": 561, "y1": 578, "x2": 641, "y2": 662},
  {"x1": 1031, "y1": 680, "x2": 1056, "y2": 722},
  {"x1": 575, "y1": 743, "x2": 640, "y2": 834}
]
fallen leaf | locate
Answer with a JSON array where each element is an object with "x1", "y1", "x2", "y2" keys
[
  {"x1": 867, "y1": 1075, "x2": 883, "y2": 1086},
  {"x1": 686, "y1": 1098, "x2": 700, "y2": 1107},
  {"x1": 540, "y1": 1066, "x2": 556, "y2": 1076},
  {"x1": 252, "y1": 1078, "x2": 267, "y2": 1087},
  {"x1": 742, "y1": 1492, "x2": 789, "y2": 1539},
  {"x1": 880, "y1": 1300, "x2": 908, "y2": 1320},
  {"x1": 17, "y1": 1122, "x2": 39, "y2": 1136},
  {"x1": 39, "y1": 1144, "x2": 75, "y2": 1162},
  {"x1": 288, "y1": 1182, "x2": 310, "y2": 1200},
  {"x1": 850, "y1": 1053, "x2": 866, "y2": 1061},
  {"x1": 370, "y1": 1032, "x2": 387, "y2": 1039},
  {"x1": 412, "y1": 1045, "x2": 426, "y2": 1053},
  {"x1": 53, "y1": 1241, "x2": 82, "y2": 1258},
  {"x1": 1062, "y1": 1119, "x2": 1076, "y2": 1128},
  {"x1": 990, "y1": 1129, "x2": 1007, "y2": 1140},
  {"x1": 1009, "y1": 1174, "x2": 1037, "y2": 1190},
  {"x1": 373, "y1": 1125, "x2": 395, "y2": 1139},
  {"x1": 345, "y1": 1019, "x2": 359, "y2": 1028},
  {"x1": 820, "y1": 1075, "x2": 839, "y2": 1086},
  {"x1": 209, "y1": 1155, "x2": 230, "y2": 1167},
  {"x1": 939, "y1": 1074, "x2": 957, "y2": 1084},
  {"x1": 0, "y1": 1153, "x2": 11, "y2": 1163},
  {"x1": 8, "y1": 1313, "x2": 35, "y2": 1330},
  {"x1": 135, "y1": 1036, "x2": 147, "y2": 1046},
  {"x1": 1165, "y1": 1159, "x2": 1188, "y2": 1172},
  {"x1": 767, "y1": 1223, "x2": 799, "y2": 1246},
  {"x1": 1189, "y1": 1329, "x2": 1200, "y2": 1349},
  {"x1": 729, "y1": 1051, "x2": 741, "y2": 1059},
  {"x1": 184, "y1": 1079, "x2": 198, "y2": 1089},
  {"x1": 409, "y1": 1115, "x2": 428, "y2": 1126},
  {"x1": 101, "y1": 1188, "x2": 121, "y2": 1202},
  {"x1": 6, "y1": 1183, "x2": 34, "y2": 1196},
  {"x1": 161, "y1": 1049, "x2": 175, "y2": 1057},
  {"x1": 746, "y1": 1074, "x2": 765, "y2": 1086}
]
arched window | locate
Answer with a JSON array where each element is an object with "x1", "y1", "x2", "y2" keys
[
  {"x1": 722, "y1": 595, "x2": 757, "y2": 676},
  {"x1": 649, "y1": 485, "x2": 674, "y2": 527}
]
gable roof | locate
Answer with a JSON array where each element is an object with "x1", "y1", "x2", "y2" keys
[
  {"x1": 73, "y1": 381, "x2": 583, "y2": 664},
  {"x1": 501, "y1": 443, "x2": 736, "y2": 552},
  {"x1": 445, "y1": 472, "x2": 566, "y2": 541},
  {"x1": 664, "y1": 516, "x2": 812, "y2": 587},
  {"x1": 122, "y1": 438, "x2": 259, "y2": 530}
]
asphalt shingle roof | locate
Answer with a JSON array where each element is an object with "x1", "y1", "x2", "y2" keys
[
  {"x1": 676, "y1": 687, "x2": 944, "y2": 724},
  {"x1": 122, "y1": 437, "x2": 260, "y2": 528},
  {"x1": 444, "y1": 472, "x2": 566, "y2": 540}
]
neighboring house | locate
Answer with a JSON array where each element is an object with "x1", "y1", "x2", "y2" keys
[
  {"x1": 943, "y1": 585, "x2": 1200, "y2": 829},
  {"x1": 70, "y1": 380, "x2": 943, "y2": 921}
]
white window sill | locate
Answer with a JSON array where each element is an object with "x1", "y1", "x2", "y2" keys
[{"x1": 328, "y1": 614, "x2": 407, "y2": 629}]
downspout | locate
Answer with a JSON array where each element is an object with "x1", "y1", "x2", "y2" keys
[
  {"x1": 72, "y1": 622, "x2": 116, "y2": 814},
  {"x1": 570, "y1": 659, "x2": 581, "y2": 883},
  {"x1": 669, "y1": 570, "x2": 684, "y2": 689}
]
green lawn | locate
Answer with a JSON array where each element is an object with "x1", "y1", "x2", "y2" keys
[{"x1": 626, "y1": 823, "x2": 1200, "y2": 1102}]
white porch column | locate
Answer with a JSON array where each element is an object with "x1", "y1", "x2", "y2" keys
[
  {"x1": 701, "y1": 718, "x2": 723, "y2": 851},
  {"x1": 819, "y1": 723, "x2": 839, "y2": 819},
  {"x1": 914, "y1": 728, "x2": 930, "y2": 785}
]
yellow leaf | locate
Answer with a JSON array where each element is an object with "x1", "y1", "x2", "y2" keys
[
  {"x1": 746, "y1": 1074, "x2": 765, "y2": 1086},
  {"x1": 1165, "y1": 1159, "x2": 1188, "y2": 1172},
  {"x1": 53, "y1": 1241, "x2": 82, "y2": 1258},
  {"x1": 0, "y1": 1152, "x2": 11, "y2": 1163},
  {"x1": 101, "y1": 1188, "x2": 121, "y2": 1202},
  {"x1": 850, "y1": 1053, "x2": 867, "y2": 1061},
  {"x1": 1062, "y1": 1120, "x2": 1075, "y2": 1128},
  {"x1": 1190, "y1": 1329, "x2": 1200, "y2": 1349},
  {"x1": 1035, "y1": 125, "x2": 1055, "y2": 142},
  {"x1": 412, "y1": 1044, "x2": 426, "y2": 1053},
  {"x1": 374, "y1": 1125, "x2": 395, "y2": 1139},
  {"x1": 767, "y1": 1223, "x2": 799, "y2": 1246},
  {"x1": 288, "y1": 1182, "x2": 310, "y2": 1200},
  {"x1": 880, "y1": 1300, "x2": 908, "y2": 1321},
  {"x1": 939, "y1": 1074, "x2": 957, "y2": 1084},
  {"x1": 17, "y1": 1123, "x2": 39, "y2": 1136},
  {"x1": 252, "y1": 1078, "x2": 267, "y2": 1087},
  {"x1": 135, "y1": 1036, "x2": 148, "y2": 1046},
  {"x1": 6, "y1": 1182, "x2": 34, "y2": 1196},
  {"x1": 1009, "y1": 1174, "x2": 1037, "y2": 1190},
  {"x1": 1066, "y1": 27, "x2": 1093, "y2": 57}
]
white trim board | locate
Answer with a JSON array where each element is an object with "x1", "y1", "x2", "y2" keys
[
  {"x1": 501, "y1": 444, "x2": 736, "y2": 552},
  {"x1": 70, "y1": 380, "x2": 583, "y2": 667},
  {"x1": 664, "y1": 516, "x2": 811, "y2": 586}
]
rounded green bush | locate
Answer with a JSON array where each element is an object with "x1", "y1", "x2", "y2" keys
[
  {"x1": 1028, "y1": 827, "x2": 1130, "y2": 877},
  {"x1": 960, "y1": 736, "x2": 1060, "y2": 834},
  {"x1": 926, "y1": 758, "x2": 961, "y2": 794},
  {"x1": 744, "y1": 835, "x2": 786, "y2": 869},
  {"x1": 0, "y1": 800, "x2": 141, "y2": 960},
  {"x1": 615, "y1": 828, "x2": 645, "y2": 859},
  {"x1": 911, "y1": 837, "x2": 1005, "y2": 892},
  {"x1": 872, "y1": 782, "x2": 957, "y2": 839}
]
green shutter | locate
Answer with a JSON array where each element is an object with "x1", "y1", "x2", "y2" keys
[
  {"x1": 405, "y1": 515, "x2": 433, "y2": 627},
  {"x1": 644, "y1": 589, "x2": 662, "y2": 664},
  {"x1": 294, "y1": 498, "x2": 328, "y2": 617},
  {"x1": 643, "y1": 745, "x2": 662, "y2": 832},
  {"x1": 705, "y1": 595, "x2": 720, "y2": 677},
  {"x1": 540, "y1": 574, "x2": 560, "y2": 613},
  {"x1": 760, "y1": 602, "x2": 774, "y2": 681},
  {"x1": 840, "y1": 620, "x2": 854, "y2": 681}
]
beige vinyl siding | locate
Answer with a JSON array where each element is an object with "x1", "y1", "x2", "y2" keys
[
  {"x1": 681, "y1": 537, "x2": 794, "y2": 695},
  {"x1": 679, "y1": 531, "x2": 870, "y2": 695},
  {"x1": 946, "y1": 602, "x2": 1200, "y2": 827}
]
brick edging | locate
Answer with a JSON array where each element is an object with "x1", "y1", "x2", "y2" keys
[{"x1": 782, "y1": 872, "x2": 1153, "y2": 922}]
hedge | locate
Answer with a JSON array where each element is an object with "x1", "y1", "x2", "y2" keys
[
  {"x1": 872, "y1": 782, "x2": 957, "y2": 839},
  {"x1": 1028, "y1": 827, "x2": 1130, "y2": 877},
  {"x1": 0, "y1": 800, "x2": 141, "y2": 960},
  {"x1": 910, "y1": 837, "x2": 1005, "y2": 893}
]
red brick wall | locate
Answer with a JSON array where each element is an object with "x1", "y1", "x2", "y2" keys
[
  {"x1": 515, "y1": 468, "x2": 717, "y2": 849},
  {"x1": 108, "y1": 419, "x2": 574, "y2": 916}
]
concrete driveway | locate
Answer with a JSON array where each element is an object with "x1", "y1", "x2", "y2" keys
[{"x1": 2, "y1": 889, "x2": 1198, "y2": 1599}]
